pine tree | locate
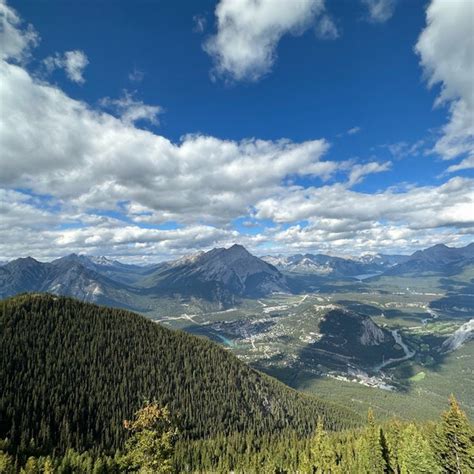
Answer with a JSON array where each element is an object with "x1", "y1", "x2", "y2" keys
[
  {"x1": 0, "y1": 451, "x2": 14, "y2": 474},
  {"x1": 300, "y1": 417, "x2": 336, "y2": 473},
  {"x1": 434, "y1": 395, "x2": 474, "y2": 474},
  {"x1": 398, "y1": 424, "x2": 440, "y2": 473},
  {"x1": 384, "y1": 418, "x2": 402, "y2": 473},
  {"x1": 120, "y1": 402, "x2": 177, "y2": 474},
  {"x1": 20, "y1": 457, "x2": 39, "y2": 474},
  {"x1": 355, "y1": 409, "x2": 386, "y2": 473},
  {"x1": 42, "y1": 457, "x2": 54, "y2": 474}
]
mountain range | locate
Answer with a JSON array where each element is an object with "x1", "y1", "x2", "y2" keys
[
  {"x1": 262, "y1": 252, "x2": 408, "y2": 277},
  {"x1": 0, "y1": 243, "x2": 472, "y2": 308},
  {"x1": 383, "y1": 243, "x2": 474, "y2": 276}
]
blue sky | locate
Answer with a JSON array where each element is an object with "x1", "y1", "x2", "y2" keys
[{"x1": 0, "y1": 0, "x2": 473, "y2": 261}]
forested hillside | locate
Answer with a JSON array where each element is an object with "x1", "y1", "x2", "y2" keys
[
  {"x1": 0, "y1": 294, "x2": 359, "y2": 457},
  {"x1": 1, "y1": 398, "x2": 472, "y2": 472}
]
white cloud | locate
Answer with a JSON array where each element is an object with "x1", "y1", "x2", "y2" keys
[
  {"x1": 100, "y1": 90, "x2": 163, "y2": 126},
  {"x1": 446, "y1": 156, "x2": 474, "y2": 174},
  {"x1": 347, "y1": 160, "x2": 391, "y2": 186},
  {"x1": 347, "y1": 126, "x2": 362, "y2": 135},
  {"x1": 255, "y1": 177, "x2": 474, "y2": 229},
  {"x1": 0, "y1": 60, "x2": 335, "y2": 225},
  {"x1": 0, "y1": 0, "x2": 472, "y2": 260},
  {"x1": 44, "y1": 50, "x2": 89, "y2": 84},
  {"x1": 315, "y1": 14, "x2": 339, "y2": 40},
  {"x1": 416, "y1": 0, "x2": 474, "y2": 169},
  {"x1": 0, "y1": 0, "x2": 38, "y2": 61},
  {"x1": 204, "y1": 0, "x2": 324, "y2": 82},
  {"x1": 270, "y1": 220, "x2": 469, "y2": 256},
  {"x1": 361, "y1": 0, "x2": 396, "y2": 23}
]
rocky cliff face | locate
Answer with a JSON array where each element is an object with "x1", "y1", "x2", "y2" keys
[
  {"x1": 441, "y1": 319, "x2": 474, "y2": 353},
  {"x1": 303, "y1": 309, "x2": 403, "y2": 368},
  {"x1": 359, "y1": 317, "x2": 387, "y2": 346}
]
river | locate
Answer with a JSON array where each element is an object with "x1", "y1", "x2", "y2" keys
[{"x1": 375, "y1": 329, "x2": 415, "y2": 371}]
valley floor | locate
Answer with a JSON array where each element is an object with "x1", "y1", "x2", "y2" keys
[{"x1": 149, "y1": 275, "x2": 474, "y2": 421}]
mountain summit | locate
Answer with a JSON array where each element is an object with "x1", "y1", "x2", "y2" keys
[{"x1": 146, "y1": 244, "x2": 289, "y2": 306}]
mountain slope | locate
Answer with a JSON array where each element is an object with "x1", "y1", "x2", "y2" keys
[
  {"x1": 0, "y1": 294, "x2": 360, "y2": 455},
  {"x1": 143, "y1": 244, "x2": 289, "y2": 306},
  {"x1": 0, "y1": 246, "x2": 289, "y2": 308},
  {"x1": 303, "y1": 309, "x2": 406, "y2": 369},
  {"x1": 0, "y1": 256, "x2": 139, "y2": 309},
  {"x1": 385, "y1": 243, "x2": 474, "y2": 276}
]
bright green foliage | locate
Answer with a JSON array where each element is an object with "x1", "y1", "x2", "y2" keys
[
  {"x1": 1, "y1": 396, "x2": 473, "y2": 473},
  {"x1": 354, "y1": 409, "x2": 386, "y2": 473},
  {"x1": 383, "y1": 418, "x2": 402, "y2": 472},
  {"x1": 300, "y1": 417, "x2": 335, "y2": 473},
  {"x1": 434, "y1": 395, "x2": 474, "y2": 473},
  {"x1": 0, "y1": 451, "x2": 14, "y2": 474},
  {"x1": 398, "y1": 424, "x2": 440, "y2": 473},
  {"x1": 120, "y1": 403, "x2": 176, "y2": 474},
  {"x1": 19, "y1": 457, "x2": 38, "y2": 474},
  {"x1": 42, "y1": 458, "x2": 54, "y2": 474}
]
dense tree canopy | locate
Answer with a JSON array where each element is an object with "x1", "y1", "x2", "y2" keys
[
  {"x1": 0, "y1": 294, "x2": 359, "y2": 456},
  {"x1": 1, "y1": 294, "x2": 472, "y2": 473}
]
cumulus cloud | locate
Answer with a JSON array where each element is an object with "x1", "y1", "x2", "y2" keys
[
  {"x1": 361, "y1": 0, "x2": 397, "y2": 23},
  {"x1": 254, "y1": 177, "x2": 474, "y2": 229},
  {"x1": 416, "y1": 0, "x2": 474, "y2": 170},
  {"x1": 44, "y1": 50, "x2": 89, "y2": 83},
  {"x1": 0, "y1": 0, "x2": 38, "y2": 61},
  {"x1": 204, "y1": 0, "x2": 324, "y2": 82},
  {"x1": 0, "y1": 190, "x2": 239, "y2": 261},
  {"x1": 0, "y1": 0, "x2": 472, "y2": 260},
  {"x1": 0, "y1": 59, "x2": 335, "y2": 225},
  {"x1": 100, "y1": 90, "x2": 163, "y2": 126},
  {"x1": 270, "y1": 220, "x2": 469, "y2": 256}
]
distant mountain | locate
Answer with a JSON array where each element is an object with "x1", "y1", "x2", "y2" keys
[
  {"x1": 0, "y1": 255, "x2": 138, "y2": 308},
  {"x1": 263, "y1": 244, "x2": 473, "y2": 279},
  {"x1": 261, "y1": 252, "x2": 407, "y2": 277},
  {"x1": 0, "y1": 246, "x2": 289, "y2": 308},
  {"x1": 52, "y1": 253, "x2": 162, "y2": 285},
  {"x1": 0, "y1": 257, "x2": 50, "y2": 295},
  {"x1": 354, "y1": 253, "x2": 409, "y2": 267},
  {"x1": 0, "y1": 294, "x2": 360, "y2": 454},
  {"x1": 1, "y1": 243, "x2": 472, "y2": 308},
  {"x1": 384, "y1": 243, "x2": 474, "y2": 276},
  {"x1": 143, "y1": 244, "x2": 289, "y2": 307}
]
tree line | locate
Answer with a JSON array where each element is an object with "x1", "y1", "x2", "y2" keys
[{"x1": 1, "y1": 396, "x2": 473, "y2": 473}]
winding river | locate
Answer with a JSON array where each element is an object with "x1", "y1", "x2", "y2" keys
[{"x1": 375, "y1": 329, "x2": 415, "y2": 371}]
